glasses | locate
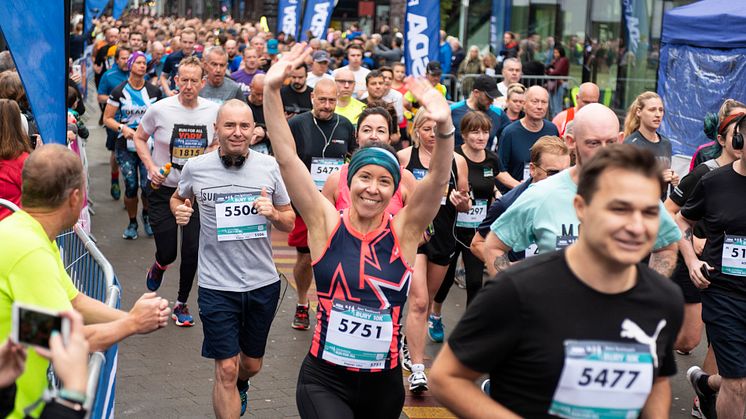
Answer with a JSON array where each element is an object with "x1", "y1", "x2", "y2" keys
[
  {"x1": 336, "y1": 79, "x2": 355, "y2": 85},
  {"x1": 535, "y1": 165, "x2": 560, "y2": 176}
]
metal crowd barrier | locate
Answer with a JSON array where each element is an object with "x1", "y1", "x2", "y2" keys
[
  {"x1": 0, "y1": 199, "x2": 121, "y2": 419},
  {"x1": 455, "y1": 74, "x2": 580, "y2": 114}
]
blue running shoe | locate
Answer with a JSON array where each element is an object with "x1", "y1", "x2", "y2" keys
[
  {"x1": 146, "y1": 262, "x2": 166, "y2": 291},
  {"x1": 238, "y1": 380, "x2": 250, "y2": 416},
  {"x1": 142, "y1": 214, "x2": 154, "y2": 237},
  {"x1": 427, "y1": 314, "x2": 444, "y2": 343},
  {"x1": 122, "y1": 222, "x2": 138, "y2": 240},
  {"x1": 171, "y1": 303, "x2": 194, "y2": 327}
]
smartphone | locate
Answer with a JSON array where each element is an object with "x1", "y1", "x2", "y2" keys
[
  {"x1": 72, "y1": 64, "x2": 82, "y2": 80},
  {"x1": 11, "y1": 303, "x2": 69, "y2": 349},
  {"x1": 700, "y1": 264, "x2": 711, "y2": 279}
]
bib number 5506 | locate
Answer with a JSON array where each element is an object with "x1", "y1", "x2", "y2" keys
[
  {"x1": 224, "y1": 204, "x2": 259, "y2": 217},
  {"x1": 338, "y1": 318, "x2": 383, "y2": 339}
]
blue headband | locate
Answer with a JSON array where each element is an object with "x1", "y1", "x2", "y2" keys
[{"x1": 347, "y1": 147, "x2": 401, "y2": 191}]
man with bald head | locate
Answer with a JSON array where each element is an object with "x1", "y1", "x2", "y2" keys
[
  {"x1": 552, "y1": 82, "x2": 600, "y2": 137},
  {"x1": 224, "y1": 39, "x2": 242, "y2": 73},
  {"x1": 286, "y1": 77, "x2": 356, "y2": 330},
  {"x1": 246, "y1": 74, "x2": 271, "y2": 155},
  {"x1": 485, "y1": 103, "x2": 681, "y2": 277},
  {"x1": 171, "y1": 99, "x2": 294, "y2": 418},
  {"x1": 497, "y1": 86, "x2": 559, "y2": 191},
  {"x1": 334, "y1": 68, "x2": 366, "y2": 125}
]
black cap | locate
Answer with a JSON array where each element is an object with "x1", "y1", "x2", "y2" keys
[
  {"x1": 473, "y1": 75, "x2": 499, "y2": 99},
  {"x1": 426, "y1": 61, "x2": 442, "y2": 75}
]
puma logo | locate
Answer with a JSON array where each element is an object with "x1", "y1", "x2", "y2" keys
[{"x1": 620, "y1": 319, "x2": 667, "y2": 368}]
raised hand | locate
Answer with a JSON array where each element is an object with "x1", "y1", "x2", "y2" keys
[
  {"x1": 264, "y1": 42, "x2": 312, "y2": 90},
  {"x1": 254, "y1": 187, "x2": 277, "y2": 221},
  {"x1": 404, "y1": 76, "x2": 451, "y2": 124}
]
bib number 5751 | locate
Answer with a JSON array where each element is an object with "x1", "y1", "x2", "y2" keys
[
  {"x1": 224, "y1": 204, "x2": 259, "y2": 217},
  {"x1": 338, "y1": 318, "x2": 383, "y2": 339}
]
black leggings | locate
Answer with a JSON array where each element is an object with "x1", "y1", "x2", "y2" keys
[
  {"x1": 434, "y1": 231, "x2": 484, "y2": 307},
  {"x1": 148, "y1": 185, "x2": 200, "y2": 303},
  {"x1": 296, "y1": 355, "x2": 404, "y2": 419}
]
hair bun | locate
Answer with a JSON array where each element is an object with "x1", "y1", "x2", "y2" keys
[{"x1": 703, "y1": 112, "x2": 719, "y2": 140}]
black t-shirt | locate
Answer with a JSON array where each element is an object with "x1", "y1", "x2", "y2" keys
[
  {"x1": 624, "y1": 131, "x2": 673, "y2": 170},
  {"x1": 455, "y1": 146, "x2": 501, "y2": 240},
  {"x1": 281, "y1": 85, "x2": 313, "y2": 115},
  {"x1": 681, "y1": 163, "x2": 746, "y2": 298},
  {"x1": 288, "y1": 111, "x2": 356, "y2": 170},
  {"x1": 449, "y1": 251, "x2": 683, "y2": 417},
  {"x1": 670, "y1": 160, "x2": 719, "y2": 238},
  {"x1": 248, "y1": 101, "x2": 271, "y2": 154}
]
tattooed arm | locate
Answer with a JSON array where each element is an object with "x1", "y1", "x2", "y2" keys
[
  {"x1": 649, "y1": 243, "x2": 677, "y2": 277},
  {"x1": 675, "y1": 212, "x2": 712, "y2": 289},
  {"x1": 484, "y1": 232, "x2": 513, "y2": 278}
]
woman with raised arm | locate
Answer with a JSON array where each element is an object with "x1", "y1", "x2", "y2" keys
[{"x1": 264, "y1": 43, "x2": 456, "y2": 419}]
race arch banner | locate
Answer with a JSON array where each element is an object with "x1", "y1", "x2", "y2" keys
[
  {"x1": 278, "y1": 0, "x2": 301, "y2": 39},
  {"x1": 404, "y1": 0, "x2": 440, "y2": 77},
  {"x1": 0, "y1": 1, "x2": 67, "y2": 145},
  {"x1": 300, "y1": 0, "x2": 335, "y2": 41}
]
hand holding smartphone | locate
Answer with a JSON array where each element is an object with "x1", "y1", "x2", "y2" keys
[{"x1": 11, "y1": 302, "x2": 70, "y2": 352}]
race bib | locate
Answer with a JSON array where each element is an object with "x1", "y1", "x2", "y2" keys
[
  {"x1": 126, "y1": 138, "x2": 136, "y2": 152},
  {"x1": 322, "y1": 299, "x2": 393, "y2": 370},
  {"x1": 525, "y1": 243, "x2": 539, "y2": 258},
  {"x1": 457, "y1": 199, "x2": 488, "y2": 228},
  {"x1": 722, "y1": 235, "x2": 746, "y2": 277},
  {"x1": 556, "y1": 235, "x2": 577, "y2": 250},
  {"x1": 549, "y1": 340, "x2": 654, "y2": 419},
  {"x1": 523, "y1": 163, "x2": 531, "y2": 181},
  {"x1": 170, "y1": 124, "x2": 208, "y2": 168},
  {"x1": 215, "y1": 193, "x2": 267, "y2": 241},
  {"x1": 311, "y1": 157, "x2": 343, "y2": 190}
]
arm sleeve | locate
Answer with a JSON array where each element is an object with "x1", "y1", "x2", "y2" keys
[
  {"x1": 107, "y1": 85, "x2": 123, "y2": 108},
  {"x1": 138, "y1": 105, "x2": 157, "y2": 137},
  {"x1": 177, "y1": 160, "x2": 194, "y2": 198},
  {"x1": 680, "y1": 176, "x2": 707, "y2": 222},
  {"x1": 448, "y1": 275, "x2": 523, "y2": 373},
  {"x1": 161, "y1": 56, "x2": 174, "y2": 76},
  {"x1": 233, "y1": 85, "x2": 244, "y2": 101},
  {"x1": 477, "y1": 200, "x2": 506, "y2": 238},
  {"x1": 271, "y1": 162, "x2": 292, "y2": 206},
  {"x1": 497, "y1": 129, "x2": 512, "y2": 173},
  {"x1": 669, "y1": 166, "x2": 703, "y2": 207},
  {"x1": 653, "y1": 201, "x2": 682, "y2": 250}
]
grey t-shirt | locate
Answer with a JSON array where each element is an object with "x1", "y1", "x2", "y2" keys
[
  {"x1": 178, "y1": 150, "x2": 291, "y2": 292},
  {"x1": 199, "y1": 78, "x2": 245, "y2": 104},
  {"x1": 138, "y1": 95, "x2": 219, "y2": 188}
]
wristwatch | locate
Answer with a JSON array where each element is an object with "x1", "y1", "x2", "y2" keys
[{"x1": 117, "y1": 123, "x2": 123, "y2": 133}]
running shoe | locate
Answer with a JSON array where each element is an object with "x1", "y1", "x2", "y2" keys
[
  {"x1": 111, "y1": 181, "x2": 121, "y2": 200},
  {"x1": 142, "y1": 214, "x2": 154, "y2": 237},
  {"x1": 122, "y1": 222, "x2": 138, "y2": 240},
  {"x1": 400, "y1": 335, "x2": 412, "y2": 372},
  {"x1": 146, "y1": 262, "x2": 166, "y2": 291},
  {"x1": 691, "y1": 396, "x2": 703, "y2": 419},
  {"x1": 292, "y1": 305, "x2": 310, "y2": 330},
  {"x1": 408, "y1": 369, "x2": 429, "y2": 393},
  {"x1": 427, "y1": 314, "x2": 444, "y2": 343},
  {"x1": 171, "y1": 303, "x2": 194, "y2": 327},
  {"x1": 687, "y1": 366, "x2": 717, "y2": 419},
  {"x1": 481, "y1": 379, "x2": 491, "y2": 394},
  {"x1": 238, "y1": 380, "x2": 250, "y2": 416}
]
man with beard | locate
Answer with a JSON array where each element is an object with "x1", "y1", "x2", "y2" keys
[
  {"x1": 450, "y1": 75, "x2": 511, "y2": 150},
  {"x1": 280, "y1": 64, "x2": 313, "y2": 119},
  {"x1": 286, "y1": 79, "x2": 356, "y2": 331}
]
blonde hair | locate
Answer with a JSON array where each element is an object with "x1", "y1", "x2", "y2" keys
[
  {"x1": 718, "y1": 98, "x2": 746, "y2": 122},
  {"x1": 411, "y1": 110, "x2": 433, "y2": 148},
  {"x1": 623, "y1": 91, "x2": 661, "y2": 138},
  {"x1": 530, "y1": 135, "x2": 568, "y2": 164},
  {"x1": 507, "y1": 83, "x2": 526, "y2": 100}
]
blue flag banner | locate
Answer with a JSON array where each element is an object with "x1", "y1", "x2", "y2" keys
[
  {"x1": 278, "y1": 0, "x2": 301, "y2": 39},
  {"x1": 404, "y1": 0, "x2": 440, "y2": 77},
  {"x1": 622, "y1": 0, "x2": 649, "y2": 60},
  {"x1": 85, "y1": 0, "x2": 110, "y2": 36},
  {"x1": 299, "y1": 0, "x2": 334, "y2": 41},
  {"x1": 113, "y1": 0, "x2": 129, "y2": 20},
  {"x1": 0, "y1": 2, "x2": 67, "y2": 145}
]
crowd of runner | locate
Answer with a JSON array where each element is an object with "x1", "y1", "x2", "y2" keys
[{"x1": 0, "y1": 10, "x2": 745, "y2": 419}]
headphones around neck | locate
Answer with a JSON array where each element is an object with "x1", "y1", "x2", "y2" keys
[
  {"x1": 220, "y1": 151, "x2": 247, "y2": 168},
  {"x1": 733, "y1": 114, "x2": 745, "y2": 150}
]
